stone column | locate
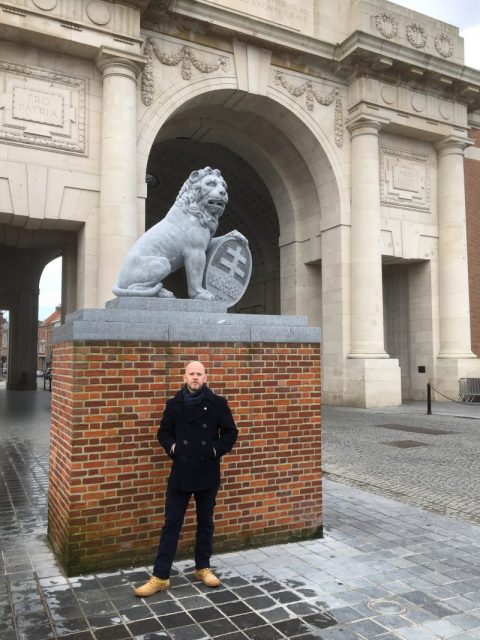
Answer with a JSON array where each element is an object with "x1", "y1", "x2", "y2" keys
[
  {"x1": 436, "y1": 136, "x2": 475, "y2": 358},
  {"x1": 96, "y1": 48, "x2": 145, "y2": 307},
  {"x1": 348, "y1": 118, "x2": 388, "y2": 358}
]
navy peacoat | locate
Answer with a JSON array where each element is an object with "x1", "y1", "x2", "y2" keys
[{"x1": 158, "y1": 386, "x2": 238, "y2": 492}]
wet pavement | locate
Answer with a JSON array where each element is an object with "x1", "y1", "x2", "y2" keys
[{"x1": 1, "y1": 384, "x2": 480, "y2": 639}]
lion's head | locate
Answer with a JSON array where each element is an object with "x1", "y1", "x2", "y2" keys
[{"x1": 175, "y1": 167, "x2": 228, "y2": 235}]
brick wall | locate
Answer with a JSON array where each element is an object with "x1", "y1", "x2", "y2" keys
[
  {"x1": 48, "y1": 341, "x2": 322, "y2": 576},
  {"x1": 466, "y1": 128, "x2": 480, "y2": 356}
]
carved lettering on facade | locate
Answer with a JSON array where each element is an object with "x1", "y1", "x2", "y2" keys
[
  {"x1": 208, "y1": 0, "x2": 313, "y2": 33},
  {"x1": 274, "y1": 71, "x2": 344, "y2": 147},
  {"x1": 380, "y1": 148, "x2": 430, "y2": 211},
  {"x1": 142, "y1": 38, "x2": 229, "y2": 106},
  {"x1": 0, "y1": 62, "x2": 86, "y2": 154},
  {"x1": 393, "y1": 166, "x2": 419, "y2": 192},
  {"x1": 12, "y1": 88, "x2": 64, "y2": 127}
]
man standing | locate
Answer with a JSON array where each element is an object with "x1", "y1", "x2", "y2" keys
[{"x1": 134, "y1": 361, "x2": 238, "y2": 596}]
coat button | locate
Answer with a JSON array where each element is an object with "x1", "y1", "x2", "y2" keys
[
  {"x1": 183, "y1": 440, "x2": 188, "y2": 445},
  {"x1": 201, "y1": 440, "x2": 206, "y2": 445}
]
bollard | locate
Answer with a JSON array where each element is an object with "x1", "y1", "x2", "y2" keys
[{"x1": 427, "y1": 382, "x2": 432, "y2": 415}]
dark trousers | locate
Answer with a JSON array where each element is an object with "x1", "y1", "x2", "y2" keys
[{"x1": 153, "y1": 485, "x2": 217, "y2": 579}]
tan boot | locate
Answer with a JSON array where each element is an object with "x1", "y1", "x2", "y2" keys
[
  {"x1": 133, "y1": 576, "x2": 170, "y2": 597},
  {"x1": 194, "y1": 568, "x2": 221, "y2": 587}
]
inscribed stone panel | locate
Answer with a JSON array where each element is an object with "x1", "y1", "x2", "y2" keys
[
  {"x1": 0, "y1": 61, "x2": 86, "y2": 154},
  {"x1": 205, "y1": 0, "x2": 314, "y2": 36},
  {"x1": 380, "y1": 148, "x2": 430, "y2": 212}
]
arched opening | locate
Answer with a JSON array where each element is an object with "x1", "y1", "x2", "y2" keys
[
  {"x1": 0, "y1": 226, "x2": 75, "y2": 390},
  {"x1": 140, "y1": 88, "x2": 343, "y2": 329},
  {"x1": 146, "y1": 140, "x2": 280, "y2": 314}
]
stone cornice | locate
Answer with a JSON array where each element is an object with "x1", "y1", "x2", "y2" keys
[
  {"x1": 141, "y1": 1, "x2": 480, "y2": 113},
  {"x1": 0, "y1": 0, "x2": 144, "y2": 60},
  {"x1": 337, "y1": 31, "x2": 480, "y2": 113}
]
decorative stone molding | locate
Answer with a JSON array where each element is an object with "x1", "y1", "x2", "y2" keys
[
  {"x1": 374, "y1": 14, "x2": 455, "y2": 59},
  {"x1": 381, "y1": 84, "x2": 396, "y2": 105},
  {"x1": 0, "y1": 61, "x2": 86, "y2": 154},
  {"x1": 334, "y1": 98, "x2": 343, "y2": 148},
  {"x1": 86, "y1": 1, "x2": 111, "y2": 26},
  {"x1": 374, "y1": 13, "x2": 398, "y2": 40},
  {"x1": 32, "y1": 0, "x2": 57, "y2": 9},
  {"x1": 274, "y1": 71, "x2": 344, "y2": 147},
  {"x1": 142, "y1": 38, "x2": 229, "y2": 106},
  {"x1": 380, "y1": 148, "x2": 430, "y2": 211},
  {"x1": 434, "y1": 33, "x2": 453, "y2": 59},
  {"x1": 406, "y1": 23, "x2": 427, "y2": 49},
  {"x1": 439, "y1": 100, "x2": 453, "y2": 120}
]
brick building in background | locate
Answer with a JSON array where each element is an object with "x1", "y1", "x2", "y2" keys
[
  {"x1": 466, "y1": 126, "x2": 480, "y2": 358},
  {"x1": 37, "y1": 306, "x2": 61, "y2": 372}
]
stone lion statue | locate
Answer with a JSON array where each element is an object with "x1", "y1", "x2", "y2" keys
[{"x1": 112, "y1": 167, "x2": 248, "y2": 300}]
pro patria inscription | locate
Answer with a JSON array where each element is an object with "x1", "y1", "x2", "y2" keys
[
  {"x1": 0, "y1": 61, "x2": 86, "y2": 154},
  {"x1": 13, "y1": 87, "x2": 64, "y2": 127}
]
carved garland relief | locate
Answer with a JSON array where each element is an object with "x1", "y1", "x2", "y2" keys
[
  {"x1": 142, "y1": 38, "x2": 229, "y2": 106},
  {"x1": 274, "y1": 71, "x2": 344, "y2": 147},
  {"x1": 374, "y1": 13, "x2": 454, "y2": 58},
  {"x1": 0, "y1": 61, "x2": 86, "y2": 154},
  {"x1": 375, "y1": 13, "x2": 399, "y2": 39}
]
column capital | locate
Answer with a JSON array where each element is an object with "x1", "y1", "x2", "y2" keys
[
  {"x1": 435, "y1": 134, "x2": 474, "y2": 156},
  {"x1": 346, "y1": 114, "x2": 390, "y2": 136},
  {"x1": 96, "y1": 46, "x2": 147, "y2": 79}
]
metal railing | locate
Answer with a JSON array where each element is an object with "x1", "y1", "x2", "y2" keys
[{"x1": 458, "y1": 378, "x2": 480, "y2": 403}]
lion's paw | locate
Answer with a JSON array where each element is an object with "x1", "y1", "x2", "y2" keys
[
  {"x1": 194, "y1": 290, "x2": 215, "y2": 301},
  {"x1": 157, "y1": 287, "x2": 175, "y2": 298},
  {"x1": 227, "y1": 230, "x2": 249, "y2": 246}
]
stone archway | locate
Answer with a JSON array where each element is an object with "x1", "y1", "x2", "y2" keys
[
  {"x1": 0, "y1": 225, "x2": 77, "y2": 390},
  {"x1": 139, "y1": 88, "x2": 344, "y2": 332}
]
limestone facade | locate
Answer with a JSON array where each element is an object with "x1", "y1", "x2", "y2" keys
[{"x1": 1, "y1": 0, "x2": 480, "y2": 406}]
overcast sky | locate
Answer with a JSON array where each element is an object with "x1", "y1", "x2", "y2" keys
[
  {"x1": 28, "y1": 2, "x2": 480, "y2": 320},
  {"x1": 394, "y1": 0, "x2": 480, "y2": 66}
]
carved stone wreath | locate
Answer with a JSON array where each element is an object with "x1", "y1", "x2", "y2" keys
[
  {"x1": 142, "y1": 38, "x2": 229, "y2": 106},
  {"x1": 434, "y1": 33, "x2": 453, "y2": 58},
  {"x1": 374, "y1": 13, "x2": 398, "y2": 40},
  {"x1": 274, "y1": 71, "x2": 343, "y2": 147},
  {"x1": 406, "y1": 23, "x2": 427, "y2": 49}
]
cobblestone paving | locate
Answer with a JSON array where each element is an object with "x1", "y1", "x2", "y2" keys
[
  {"x1": 323, "y1": 404, "x2": 480, "y2": 525},
  {"x1": 1, "y1": 388, "x2": 480, "y2": 639}
]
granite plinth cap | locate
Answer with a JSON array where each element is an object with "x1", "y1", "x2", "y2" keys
[{"x1": 55, "y1": 297, "x2": 321, "y2": 344}]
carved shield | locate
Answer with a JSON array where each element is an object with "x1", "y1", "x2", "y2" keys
[{"x1": 203, "y1": 236, "x2": 252, "y2": 307}]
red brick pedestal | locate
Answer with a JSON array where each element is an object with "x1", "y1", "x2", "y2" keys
[{"x1": 48, "y1": 303, "x2": 322, "y2": 575}]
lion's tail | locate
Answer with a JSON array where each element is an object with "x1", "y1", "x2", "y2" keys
[{"x1": 112, "y1": 282, "x2": 164, "y2": 297}]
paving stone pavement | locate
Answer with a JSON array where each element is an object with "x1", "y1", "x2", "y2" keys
[
  {"x1": 1, "y1": 385, "x2": 480, "y2": 640},
  {"x1": 322, "y1": 402, "x2": 480, "y2": 526}
]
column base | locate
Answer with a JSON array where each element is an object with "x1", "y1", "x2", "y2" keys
[
  {"x1": 344, "y1": 357, "x2": 402, "y2": 408},
  {"x1": 434, "y1": 356, "x2": 480, "y2": 401}
]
